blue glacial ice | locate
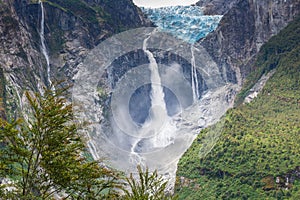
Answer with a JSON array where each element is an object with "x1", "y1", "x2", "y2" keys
[{"x1": 142, "y1": 6, "x2": 222, "y2": 43}]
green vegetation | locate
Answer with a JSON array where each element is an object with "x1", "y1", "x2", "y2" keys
[
  {"x1": 0, "y1": 86, "x2": 176, "y2": 199},
  {"x1": 46, "y1": 0, "x2": 98, "y2": 23},
  {"x1": 175, "y1": 16, "x2": 300, "y2": 199},
  {"x1": 31, "y1": 0, "x2": 99, "y2": 22},
  {"x1": 123, "y1": 165, "x2": 177, "y2": 200},
  {"x1": 235, "y1": 15, "x2": 300, "y2": 105},
  {"x1": 0, "y1": 87, "x2": 120, "y2": 199},
  {"x1": 43, "y1": 0, "x2": 113, "y2": 24}
]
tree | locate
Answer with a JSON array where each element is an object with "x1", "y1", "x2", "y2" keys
[
  {"x1": 122, "y1": 165, "x2": 178, "y2": 200},
  {"x1": 0, "y1": 86, "x2": 176, "y2": 199},
  {"x1": 0, "y1": 87, "x2": 120, "y2": 199}
]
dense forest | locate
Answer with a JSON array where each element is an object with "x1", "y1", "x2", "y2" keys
[{"x1": 175, "y1": 15, "x2": 300, "y2": 199}]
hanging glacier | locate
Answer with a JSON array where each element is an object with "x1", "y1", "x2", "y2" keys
[{"x1": 141, "y1": 6, "x2": 223, "y2": 43}]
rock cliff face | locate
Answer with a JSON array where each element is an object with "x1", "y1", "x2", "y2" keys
[
  {"x1": 0, "y1": 0, "x2": 150, "y2": 118},
  {"x1": 0, "y1": 0, "x2": 43, "y2": 118},
  {"x1": 1, "y1": 0, "x2": 299, "y2": 195},
  {"x1": 196, "y1": 0, "x2": 239, "y2": 15},
  {"x1": 2, "y1": 0, "x2": 299, "y2": 116},
  {"x1": 198, "y1": 0, "x2": 300, "y2": 85}
]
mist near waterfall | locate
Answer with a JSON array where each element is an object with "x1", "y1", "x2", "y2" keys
[{"x1": 72, "y1": 27, "x2": 237, "y2": 189}]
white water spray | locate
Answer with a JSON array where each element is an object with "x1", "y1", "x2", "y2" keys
[
  {"x1": 191, "y1": 45, "x2": 199, "y2": 101},
  {"x1": 142, "y1": 34, "x2": 168, "y2": 130},
  {"x1": 87, "y1": 139, "x2": 100, "y2": 161},
  {"x1": 39, "y1": 0, "x2": 52, "y2": 87},
  {"x1": 72, "y1": 27, "x2": 235, "y2": 191},
  {"x1": 130, "y1": 33, "x2": 172, "y2": 165},
  {"x1": 129, "y1": 140, "x2": 144, "y2": 166}
]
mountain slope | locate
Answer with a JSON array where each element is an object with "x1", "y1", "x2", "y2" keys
[
  {"x1": 175, "y1": 15, "x2": 300, "y2": 200},
  {"x1": 199, "y1": 0, "x2": 300, "y2": 85},
  {"x1": 0, "y1": 0, "x2": 150, "y2": 119}
]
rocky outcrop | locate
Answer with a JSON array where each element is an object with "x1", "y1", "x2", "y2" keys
[
  {"x1": 0, "y1": 0, "x2": 151, "y2": 117},
  {"x1": 196, "y1": 0, "x2": 239, "y2": 15},
  {"x1": 21, "y1": 0, "x2": 151, "y2": 79},
  {"x1": 244, "y1": 69, "x2": 276, "y2": 103},
  {"x1": 83, "y1": 0, "x2": 150, "y2": 30},
  {"x1": 198, "y1": 0, "x2": 300, "y2": 85},
  {"x1": 0, "y1": 0, "x2": 45, "y2": 118}
]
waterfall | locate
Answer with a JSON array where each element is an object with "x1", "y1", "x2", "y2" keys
[
  {"x1": 142, "y1": 34, "x2": 168, "y2": 125},
  {"x1": 87, "y1": 140, "x2": 100, "y2": 161},
  {"x1": 39, "y1": 0, "x2": 52, "y2": 87},
  {"x1": 130, "y1": 139, "x2": 144, "y2": 166},
  {"x1": 130, "y1": 33, "x2": 171, "y2": 165},
  {"x1": 191, "y1": 45, "x2": 199, "y2": 101},
  {"x1": 73, "y1": 26, "x2": 234, "y2": 191}
]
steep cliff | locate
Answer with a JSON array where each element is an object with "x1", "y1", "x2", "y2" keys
[
  {"x1": 0, "y1": 0, "x2": 43, "y2": 119},
  {"x1": 175, "y1": 14, "x2": 300, "y2": 200},
  {"x1": 0, "y1": 0, "x2": 150, "y2": 118},
  {"x1": 1, "y1": 0, "x2": 299, "y2": 197},
  {"x1": 198, "y1": 0, "x2": 300, "y2": 85},
  {"x1": 196, "y1": 0, "x2": 238, "y2": 15}
]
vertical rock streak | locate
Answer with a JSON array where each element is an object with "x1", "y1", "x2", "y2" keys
[{"x1": 39, "y1": 0, "x2": 52, "y2": 87}]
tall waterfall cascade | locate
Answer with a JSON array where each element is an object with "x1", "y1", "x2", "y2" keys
[
  {"x1": 129, "y1": 32, "x2": 177, "y2": 166},
  {"x1": 39, "y1": 0, "x2": 52, "y2": 87},
  {"x1": 73, "y1": 5, "x2": 238, "y2": 191},
  {"x1": 143, "y1": 34, "x2": 168, "y2": 121},
  {"x1": 191, "y1": 45, "x2": 200, "y2": 101}
]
